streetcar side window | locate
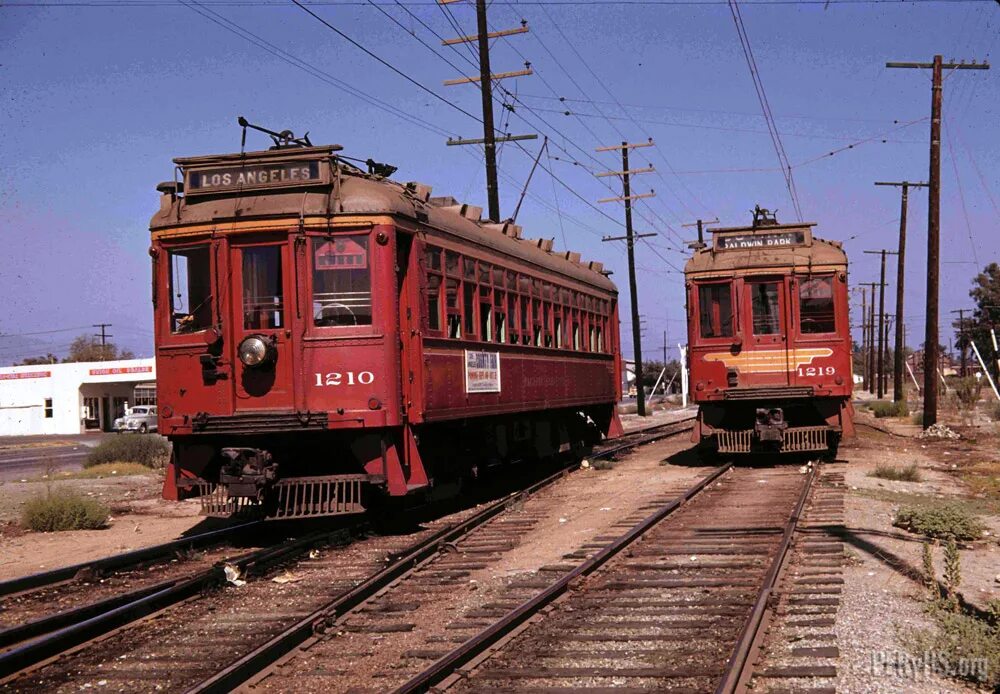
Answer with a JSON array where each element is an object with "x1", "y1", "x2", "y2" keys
[
  {"x1": 750, "y1": 282, "x2": 781, "y2": 335},
  {"x1": 698, "y1": 283, "x2": 733, "y2": 338},
  {"x1": 799, "y1": 276, "x2": 836, "y2": 334},
  {"x1": 312, "y1": 235, "x2": 372, "y2": 327},
  {"x1": 169, "y1": 246, "x2": 213, "y2": 334}
]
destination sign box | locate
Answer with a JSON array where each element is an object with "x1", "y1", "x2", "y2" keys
[
  {"x1": 716, "y1": 230, "x2": 806, "y2": 250},
  {"x1": 186, "y1": 160, "x2": 324, "y2": 195}
]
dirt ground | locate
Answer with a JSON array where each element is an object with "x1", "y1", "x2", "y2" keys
[
  {"x1": 0, "y1": 407, "x2": 695, "y2": 583},
  {"x1": 834, "y1": 409, "x2": 1000, "y2": 693}
]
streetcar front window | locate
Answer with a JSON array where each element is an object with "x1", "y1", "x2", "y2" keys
[
  {"x1": 799, "y1": 276, "x2": 836, "y2": 334},
  {"x1": 242, "y1": 246, "x2": 285, "y2": 330},
  {"x1": 169, "y1": 246, "x2": 212, "y2": 334},
  {"x1": 698, "y1": 283, "x2": 733, "y2": 338},
  {"x1": 312, "y1": 235, "x2": 372, "y2": 327},
  {"x1": 750, "y1": 282, "x2": 781, "y2": 335}
]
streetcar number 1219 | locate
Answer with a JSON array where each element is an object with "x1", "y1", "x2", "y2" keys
[{"x1": 797, "y1": 366, "x2": 835, "y2": 377}]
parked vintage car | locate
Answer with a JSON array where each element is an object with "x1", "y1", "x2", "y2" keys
[{"x1": 114, "y1": 406, "x2": 158, "y2": 433}]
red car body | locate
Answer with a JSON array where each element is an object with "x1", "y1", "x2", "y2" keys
[
  {"x1": 150, "y1": 144, "x2": 623, "y2": 518},
  {"x1": 685, "y1": 215, "x2": 855, "y2": 455}
]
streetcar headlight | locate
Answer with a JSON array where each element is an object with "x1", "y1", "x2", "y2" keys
[{"x1": 238, "y1": 335, "x2": 273, "y2": 367}]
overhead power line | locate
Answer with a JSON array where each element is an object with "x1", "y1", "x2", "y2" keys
[{"x1": 4, "y1": 0, "x2": 984, "y2": 6}]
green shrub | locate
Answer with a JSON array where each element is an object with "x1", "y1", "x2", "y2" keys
[
  {"x1": 85, "y1": 435, "x2": 170, "y2": 469},
  {"x1": 869, "y1": 463, "x2": 922, "y2": 482},
  {"x1": 870, "y1": 400, "x2": 909, "y2": 418},
  {"x1": 894, "y1": 503, "x2": 986, "y2": 541},
  {"x1": 911, "y1": 411, "x2": 924, "y2": 426},
  {"x1": 953, "y1": 377, "x2": 983, "y2": 410},
  {"x1": 906, "y1": 604, "x2": 1000, "y2": 688},
  {"x1": 21, "y1": 490, "x2": 110, "y2": 531}
]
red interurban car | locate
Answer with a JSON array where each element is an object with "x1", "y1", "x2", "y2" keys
[
  {"x1": 685, "y1": 208, "x2": 855, "y2": 457},
  {"x1": 150, "y1": 141, "x2": 623, "y2": 519}
]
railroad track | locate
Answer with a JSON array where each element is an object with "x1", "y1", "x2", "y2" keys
[
  {"x1": 0, "y1": 416, "x2": 695, "y2": 691},
  {"x1": 202, "y1": 448, "x2": 825, "y2": 693}
]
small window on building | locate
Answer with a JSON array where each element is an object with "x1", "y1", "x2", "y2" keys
[
  {"x1": 44, "y1": 398, "x2": 53, "y2": 419},
  {"x1": 751, "y1": 282, "x2": 781, "y2": 335},
  {"x1": 313, "y1": 235, "x2": 371, "y2": 327},
  {"x1": 169, "y1": 246, "x2": 213, "y2": 334},
  {"x1": 698, "y1": 284, "x2": 734, "y2": 338},
  {"x1": 243, "y1": 246, "x2": 285, "y2": 330},
  {"x1": 799, "y1": 276, "x2": 836, "y2": 334}
]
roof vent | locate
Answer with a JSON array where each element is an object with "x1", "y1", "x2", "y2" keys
[
  {"x1": 405, "y1": 182, "x2": 433, "y2": 202},
  {"x1": 564, "y1": 251, "x2": 581, "y2": 263},
  {"x1": 588, "y1": 261, "x2": 605, "y2": 273},
  {"x1": 428, "y1": 196, "x2": 460, "y2": 208},
  {"x1": 535, "y1": 238, "x2": 554, "y2": 252},
  {"x1": 502, "y1": 223, "x2": 522, "y2": 239}
]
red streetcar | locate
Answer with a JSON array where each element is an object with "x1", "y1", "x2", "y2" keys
[
  {"x1": 149, "y1": 127, "x2": 623, "y2": 519},
  {"x1": 685, "y1": 207, "x2": 855, "y2": 457}
]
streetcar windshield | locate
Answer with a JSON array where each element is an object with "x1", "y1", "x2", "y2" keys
[
  {"x1": 698, "y1": 283, "x2": 734, "y2": 338},
  {"x1": 168, "y1": 246, "x2": 213, "y2": 334},
  {"x1": 312, "y1": 235, "x2": 372, "y2": 326}
]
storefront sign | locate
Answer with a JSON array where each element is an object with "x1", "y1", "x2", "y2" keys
[
  {"x1": 717, "y1": 231, "x2": 806, "y2": 250},
  {"x1": 88, "y1": 366, "x2": 153, "y2": 376},
  {"x1": 464, "y1": 350, "x2": 501, "y2": 393},
  {"x1": 186, "y1": 160, "x2": 324, "y2": 195},
  {"x1": 0, "y1": 370, "x2": 51, "y2": 380}
]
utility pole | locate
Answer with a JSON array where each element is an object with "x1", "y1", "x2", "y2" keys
[
  {"x1": 883, "y1": 313, "x2": 895, "y2": 395},
  {"x1": 859, "y1": 282, "x2": 879, "y2": 393},
  {"x1": 887, "y1": 55, "x2": 989, "y2": 426},
  {"x1": 93, "y1": 323, "x2": 112, "y2": 346},
  {"x1": 598, "y1": 139, "x2": 656, "y2": 417},
  {"x1": 951, "y1": 308, "x2": 968, "y2": 376},
  {"x1": 875, "y1": 180, "x2": 928, "y2": 402},
  {"x1": 443, "y1": 5, "x2": 535, "y2": 222},
  {"x1": 681, "y1": 218, "x2": 720, "y2": 250},
  {"x1": 861, "y1": 291, "x2": 869, "y2": 392},
  {"x1": 864, "y1": 250, "x2": 897, "y2": 399}
]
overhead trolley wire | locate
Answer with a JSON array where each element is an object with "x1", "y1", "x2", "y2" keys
[{"x1": 727, "y1": 0, "x2": 803, "y2": 220}]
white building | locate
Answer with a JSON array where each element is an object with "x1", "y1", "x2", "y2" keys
[{"x1": 0, "y1": 359, "x2": 156, "y2": 436}]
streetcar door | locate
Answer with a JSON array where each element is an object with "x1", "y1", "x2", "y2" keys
[
  {"x1": 230, "y1": 242, "x2": 295, "y2": 411},
  {"x1": 744, "y1": 279, "x2": 790, "y2": 386}
]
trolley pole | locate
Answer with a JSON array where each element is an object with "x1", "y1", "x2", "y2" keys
[
  {"x1": 597, "y1": 140, "x2": 656, "y2": 417},
  {"x1": 875, "y1": 181, "x2": 927, "y2": 401},
  {"x1": 864, "y1": 250, "x2": 896, "y2": 399},
  {"x1": 887, "y1": 55, "x2": 989, "y2": 427}
]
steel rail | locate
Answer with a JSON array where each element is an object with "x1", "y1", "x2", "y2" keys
[
  {"x1": 0, "y1": 526, "x2": 344, "y2": 682},
  {"x1": 0, "y1": 520, "x2": 263, "y2": 598},
  {"x1": 185, "y1": 418, "x2": 696, "y2": 694},
  {"x1": 391, "y1": 461, "x2": 731, "y2": 694},
  {"x1": 714, "y1": 464, "x2": 817, "y2": 694}
]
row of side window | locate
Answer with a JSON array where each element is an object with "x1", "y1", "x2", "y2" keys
[{"x1": 424, "y1": 245, "x2": 613, "y2": 353}]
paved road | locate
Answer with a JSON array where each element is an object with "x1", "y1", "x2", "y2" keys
[{"x1": 0, "y1": 434, "x2": 107, "y2": 482}]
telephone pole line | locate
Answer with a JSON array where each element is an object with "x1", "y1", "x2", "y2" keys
[
  {"x1": 951, "y1": 308, "x2": 968, "y2": 377},
  {"x1": 875, "y1": 180, "x2": 927, "y2": 402},
  {"x1": 681, "y1": 217, "x2": 719, "y2": 250},
  {"x1": 93, "y1": 323, "x2": 112, "y2": 346},
  {"x1": 859, "y1": 282, "x2": 879, "y2": 393},
  {"x1": 598, "y1": 139, "x2": 656, "y2": 417},
  {"x1": 861, "y1": 290, "x2": 869, "y2": 392},
  {"x1": 442, "y1": 4, "x2": 535, "y2": 222},
  {"x1": 864, "y1": 250, "x2": 897, "y2": 399},
  {"x1": 887, "y1": 55, "x2": 989, "y2": 426}
]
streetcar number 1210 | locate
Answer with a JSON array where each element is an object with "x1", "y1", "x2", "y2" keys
[{"x1": 314, "y1": 371, "x2": 375, "y2": 386}]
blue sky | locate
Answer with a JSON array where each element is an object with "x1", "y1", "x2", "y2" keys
[{"x1": 0, "y1": 0, "x2": 996, "y2": 363}]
